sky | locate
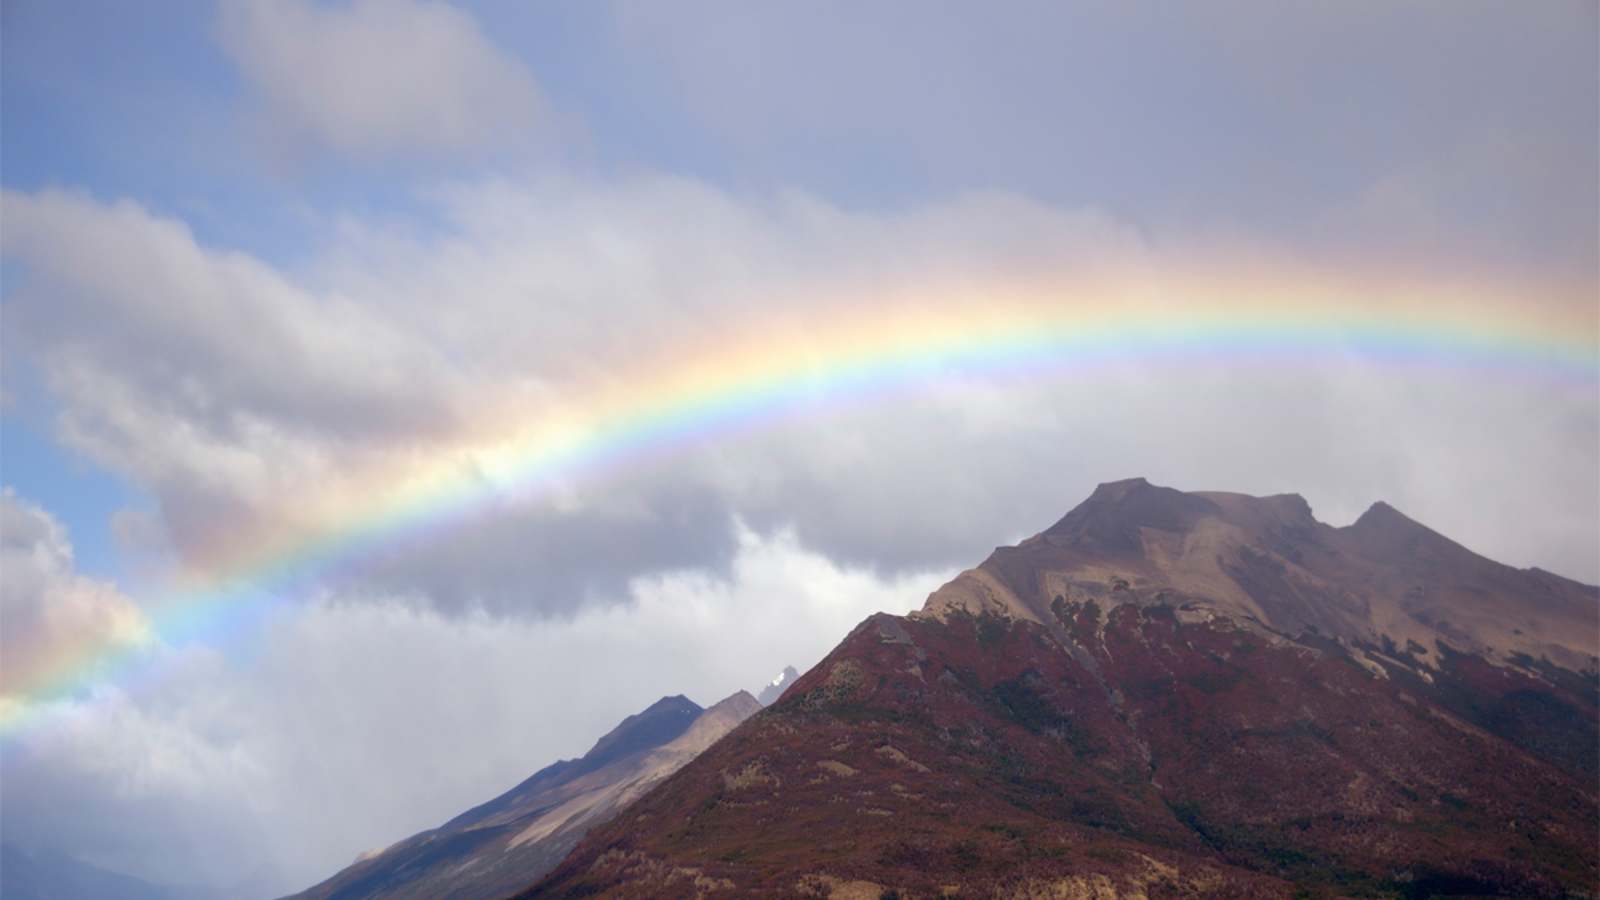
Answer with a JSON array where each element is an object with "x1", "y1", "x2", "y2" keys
[{"x1": 1, "y1": 1, "x2": 1596, "y2": 894}]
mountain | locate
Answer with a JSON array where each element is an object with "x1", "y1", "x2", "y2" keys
[
  {"x1": 932, "y1": 478, "x2": 1597, "y2": 674},
  {"x1": 285, "y1": 692, "x2": 761, "y2": 900},
  {"x1": 0, "y1": 842, "x2": 289, "y2": 900},
  {"x1": 525, "y1": 479, "x2": 1599, "y2": 898},
  {"x1": 0, "y1": 844, "x2": 175, "y2": 900},
  {"x1": 757, "y1": 666, "x2": 800, "y2": 706}
]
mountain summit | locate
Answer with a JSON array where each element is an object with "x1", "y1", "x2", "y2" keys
[
  {"x1": 757, "y1": 666, "x2": 801, "y2": 706},
  {"x1": 527, "y1": 480, "x2": 1599, "y2": 898},
  {"x1": 925, "y1": 477, "x2": 1597, "y2": 673}
]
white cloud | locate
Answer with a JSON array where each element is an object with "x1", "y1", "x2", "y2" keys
[
  {"x1": 1, "y1": 515, "x2": 945, "y2": 892},
  {"x1": 3, "y1": 17, "x2": 1596, "y2": 888},
  {"x1": 0, "y1": 494, "x2": 263, "y2": 886},
  {"x1": 3, "y1": 179, "x2": 1596, "y2": 619},
  {"x1": 0, "y1": 490, "x2": 153, "y2": 700},
  {"x1": 5, "y1": 4, "x2": 1595, "y2": 893},
  {"x1": 217, "y1": 0, "x2": 548, "y2": 162},
  {"x1": 0, "y1": 187, "x2": 471, "y2": 571}
]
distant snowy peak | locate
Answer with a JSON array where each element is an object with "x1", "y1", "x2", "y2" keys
[{"x1": 756, "y1": 665, "x2": 800, "y2": 706}]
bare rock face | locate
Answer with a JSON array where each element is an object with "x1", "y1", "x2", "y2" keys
[
  {"x1": 525, "y1": 480, "x2": 1599, "y2": 898},
  {"x1": 283, "y1": 693, "x2": 759, "y2": 900}
]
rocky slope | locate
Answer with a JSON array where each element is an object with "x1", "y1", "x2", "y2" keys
[
  {"x1": 524, "y1": 479, "x2": 1599, "y2": 898},
  {"x1": 285, "y1": 692, "x2": 760, "y2": 900}
]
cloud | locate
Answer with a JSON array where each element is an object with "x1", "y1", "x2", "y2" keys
[
  {"x1": 605, "y1": 0, "x2": 1597, "y2": 281},
  {"x1": 4, "y1": 7, "x2": 1596, "y2": 891},
  {"x1": 0, "y1": 490, "x2": 152, "y2": 700},
  {"x1": 0, "y1": 493, "x2": 263, "y2": 886},
  {"x1": 0, "y1": 674, "x2": 277, "y2": 891},
  {"x1": 3, "y1": 4, "x2": 1594, "y2": 895},
  {"x1": 3, "y1": 179, "x2": 1596, "y2": 629},
  {"x1": 217, "y1": 0, "x2": 549, "y2": 162},
  {"x1": 0, "y1": 187, "x2": 471, "y2": 576},
  {"x1": 0, "y1": 513, "x2": 945, "y2": 892}
]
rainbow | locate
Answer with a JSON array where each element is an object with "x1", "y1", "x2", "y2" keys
[{"x1": 3, "y1": 273, "x2": 1596, "y2": 737}]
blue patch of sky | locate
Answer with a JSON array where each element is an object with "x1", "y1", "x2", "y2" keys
[
  {"x1": 0, "y1": 0, "x2": 481, "y2": 564},
  {"x1": 0, "y1": 378, "x2": 150, "y2": 584},
  {"x1": 2, "y1": 0, "x2": 459, "y2": 269}
]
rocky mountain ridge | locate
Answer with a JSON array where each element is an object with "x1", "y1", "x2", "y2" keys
[
  {"x1": 285, "y1": 692, "x2": 760, "y2": 900},
  {"x1": 526, "y1": 479, "x2": 1600, "y2": 898},
  {"x1": 923, "y1": 478, "x2": 1597, "y2": 674}
]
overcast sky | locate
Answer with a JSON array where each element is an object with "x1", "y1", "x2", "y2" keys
[{"x1": 2, "y1": 1, "x2": 1596, "y2": 894}]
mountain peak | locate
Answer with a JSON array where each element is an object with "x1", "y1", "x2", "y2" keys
[
  {"x1": 707, "y1": 690, "x2": 762, "y2": 716},
  {"x1": 1352, "y1": 499, "x2": 1414, "y2": 530},
  {"x1": 1089, "y1": 475, "x2": 1152, "y2": 498},
  {"x1": 757, "y1": 665, "x2": 800, "y2": 706},
  {"x1": 1042, "y1": 477, "x2": 1219, "y2": 553},
  {"x1": 920, "y1": 480, "x2": 1598, "y2": 673},
  {"x1": 1355, "y1": 498, "x2": 1396, "y2": 519},
  {"x1": 1259, "y1": 491, "x2": 1314, "y2": 520},
  {"x1": 532, "y1": 492, "x2": 1600, "y2": 897},
  {"x1": 1342, "y1": 498, "x2": 1467, "y2": 562},
  {"x1": 657, "y1": 691, "x2": 765, "y2": 760},
  {"x1": 580, "y1": 694, "x2": 701, "y2": 772}
]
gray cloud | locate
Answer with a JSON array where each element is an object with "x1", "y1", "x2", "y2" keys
[
  {"x1": 602, "y1": 0, "x2": 1597, "y2": 281},
  {"x1": 0, "y1": 501, "x2": 942, "y2": 893},
  {"x1": 351, "y1": 472, "x2": 741, "y2": 617},
  {"x1": 218, "y1": 0, "x2": 551, "y2": 163},
  {"x1": 3, "y1": 3, "x2": 1597, "y2": 893},
  {"x1": 3, "y1": 178, "x2": 1595, "y2": 627}
]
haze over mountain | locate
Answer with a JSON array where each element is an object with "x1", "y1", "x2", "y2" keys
[
  {"x1": 0, "y1": 843, "x2": 280, "y2": 900},
  {"x1": 528, "y1": 479, "x2": 1599, "y2": 897},
  {"x1": 286, "y1": 692, "x2": 760, "y2": 900},
  {"x1": 0, "y1": 844, "x2": 175, "y2": 900}
]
